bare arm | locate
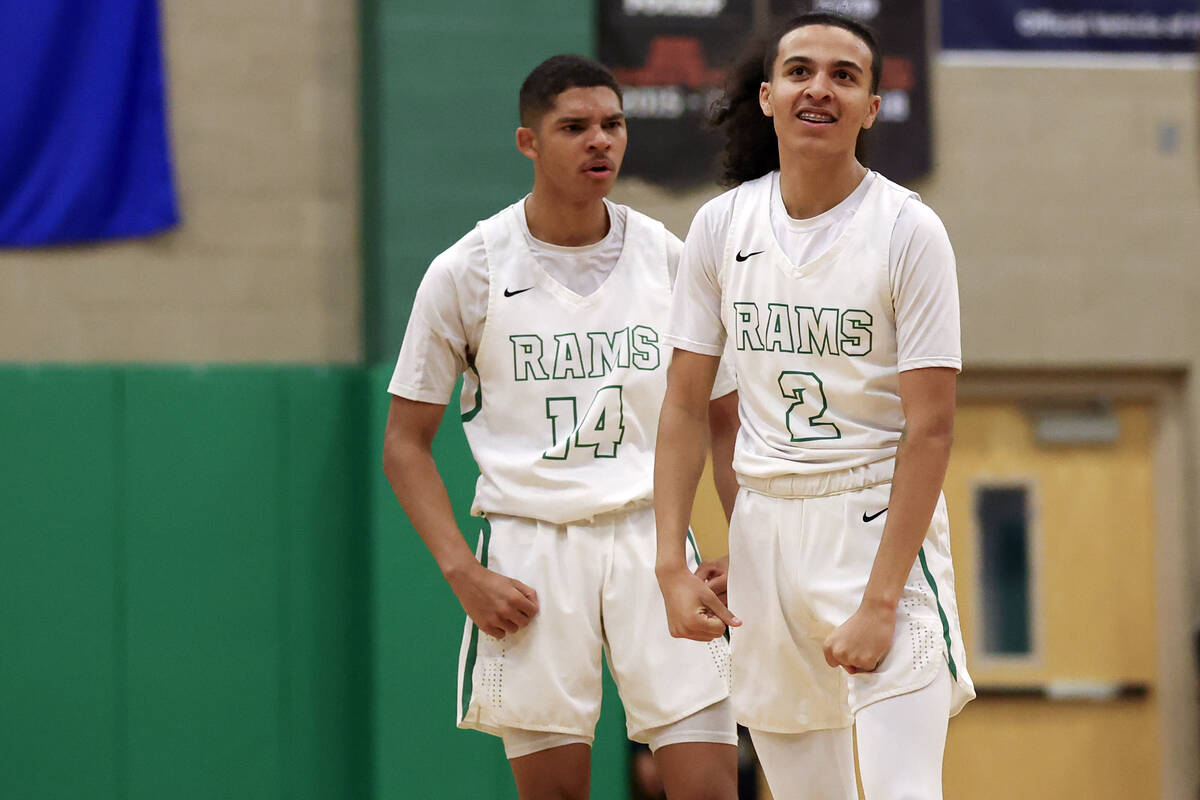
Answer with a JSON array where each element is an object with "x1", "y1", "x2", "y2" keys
[
  {"x1": 823, "y1": 367, "x2": 956, "y2": 673},
  {"x1": 383, "y1": 395, "x2": 538, "y2": 639},
  {"x1": 693, "y1": 389, "x2": 740, "y2": 604},
  {"x1": 707, "y1": 389, "x2": 740, "y2": 521},
  {"x1": 654, "y1": 349, "x2": 741, "y2": 641}
]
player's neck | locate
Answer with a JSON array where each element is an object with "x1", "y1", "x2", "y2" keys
[
  {"x1": 524, "y1": 189, "x2": 610, "y2": 247},
  {"x1": 776, "y1": 153, "x2": 868, "y2": 221}
]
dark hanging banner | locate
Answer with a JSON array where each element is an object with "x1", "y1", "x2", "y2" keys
[
  {"x1": 943, "y1": 0, "x2": 1200, "y2": 54},
  {"x1": 597, "y1": 0, "x2": 755, "y2": 188},
  {"x1": 770, "y1": 0, "x2": 932, "y2": 185}
]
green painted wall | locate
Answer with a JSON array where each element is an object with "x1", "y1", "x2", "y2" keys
[
  {"x1": 0, "y1": 366, "x2": 369, "y2": 800},
  {"x1": 361, "y1": 0, "x2": 594, "y2": 361},
  {"x1": 0, "y1": 365, "x2": 630, "y2": 799}
]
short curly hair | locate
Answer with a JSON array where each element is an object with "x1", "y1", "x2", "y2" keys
[{"x1": 518, "y1": 55, "x2": 623, "y2": 128}]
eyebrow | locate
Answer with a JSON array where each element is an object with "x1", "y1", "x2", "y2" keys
[
  {"x1": 554, "y1": 112, "x2": 626, "y2": 125},
  {"x1": 781, "y1": 55, "x2": 865, "y2": 75}
]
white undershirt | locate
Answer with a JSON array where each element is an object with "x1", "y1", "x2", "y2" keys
[
  {"x1": 517, "y1": 197, "x2": 628, "y2": 298},
  {"x1": 769, "y1": 170, "x2": 873, "y2": 268}
]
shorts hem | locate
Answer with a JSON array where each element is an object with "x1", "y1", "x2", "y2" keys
[
  {"x1": 849, "y1": 676, "x2": 939, "y2": 718},
  {"x1": 648, "y1": 730, "x2": 739, "y2": 752},
  {"x1": 850, "y1": 655, "x2": 975, "y2": 719},
  {"x1": 737, "y1": 716, "x2": 853, "y2": 735},
  {"x1": 458, "y1": 716, "x2": 594, "y2": 740},
  {"x1": 626, "y1": 690, "x2": 732, "y2": 743}
]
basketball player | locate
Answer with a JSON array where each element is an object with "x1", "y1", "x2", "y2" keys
[
  {"x1": 654, "y1": 13, "x2": 975, "y2": 800},
  {"x1": 383, "y1": 55, "x2": 739, "y2": 800}
]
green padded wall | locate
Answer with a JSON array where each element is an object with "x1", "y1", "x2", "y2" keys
[
  {"x1": 0, "y1": 366, "x2": 369, "y2": 800},
  {"x1": 368, "y1": 365, "x2": 629, "y2": 800},
  {"x1": 0, "y1": 368, "x2": 122, "y2": 800},
  {"x1": 361, "y1": 0, "x2": 594, "y2": 361},
  {"x1": 1, "y1": 360, "x2": 631, "y2": 799}
]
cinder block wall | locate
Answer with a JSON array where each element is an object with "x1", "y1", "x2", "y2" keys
[{"x1": 0, "y1": 0, "x2": 361, "y2": 363}]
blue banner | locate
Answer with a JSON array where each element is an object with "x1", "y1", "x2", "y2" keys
[
  {"x1": 0, "y1": 0, "x2": 179, "y2": 246},
  {"x1": 944, "y1": 0, "x2": 1200, "y2": 53}
]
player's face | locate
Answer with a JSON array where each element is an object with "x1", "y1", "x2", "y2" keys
[
  {"x1": 760, "y1": 24, "x2": 880, "y2": 161},
  {"x1": 520, "y1": 86, "x2": 627, "y2": 201}
]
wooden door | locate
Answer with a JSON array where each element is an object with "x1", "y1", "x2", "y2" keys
[{"x1": 942, "y1": 400, "x2": 1160, "y2": 799}]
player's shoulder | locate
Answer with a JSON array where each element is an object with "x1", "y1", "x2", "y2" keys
[
  {"x1": 692, "y1": 174, "x2": 772, "y2": 231},
  {"x1": 687, "y1": 183, "x2": 741, "y2": 244},
  {"x1": 608, "y1": 200, "x2": 668, "y2": 238},
  {"x1": 607, "y1": 199, "x2": 682, "y2": 254},
  {"x1": 867, "y1": 172, "x2": 948, "y2": 242},
  {"x1": 423, "y1": 226, "x2": 484, "y2": 286},
  {"x1": 895, "y1": 193, "x2": 951, "y2": 245},
  {"x1": 424, "y1": 200, "x2": 521, "y2": 281}
]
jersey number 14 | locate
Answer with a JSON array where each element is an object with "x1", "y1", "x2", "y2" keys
[{"x1": 543, "y1": 385, "x2": 625, "y2": 460}]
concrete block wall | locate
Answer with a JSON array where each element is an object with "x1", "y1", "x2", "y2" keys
[{"x1": 0, "y1": 0, "x2": 361, "y2": 363}]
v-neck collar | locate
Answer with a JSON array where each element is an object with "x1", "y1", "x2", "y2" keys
[
  {"x1": 513, "y1": 197, "x2": 629, "y2": 305},
  {"x1": 764, "y1": 171, "x2": 879, "y2": 280}
]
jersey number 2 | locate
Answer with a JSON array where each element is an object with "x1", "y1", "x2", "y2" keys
[
  {"x1": 778, "y1": 371, "x2": 841, "y2": 442},
  {"x1": 543, "y1": 385, "x2": 625, "y2": 460}
]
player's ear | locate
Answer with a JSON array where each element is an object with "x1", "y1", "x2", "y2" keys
[
  {"x1": 861, "y1": 93, "x2": 881, "y2": 131},
  {"x1": 516, "y1": 126, "x2": 538, "y2": 160},
  {"x1": 758, "y1": 82, "x2": 774, "y2": 118}
]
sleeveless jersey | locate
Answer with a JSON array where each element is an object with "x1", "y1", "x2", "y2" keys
[
  {"x1": 721, "y1": 172, "x2": 918, "y2": 479},
  {"x1": 463, "y1": 200, "x2": 674, "y2": 523}
]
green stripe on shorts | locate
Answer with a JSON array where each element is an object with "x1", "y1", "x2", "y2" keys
[
  {"x1": 459, "y1": 519, "x2": 491, "y2": 719},
  {"x1": 685, "y1": 528, "x2": 702, "y2": 567},
  {"x1": 918, "y1": 546, "x2": 958, "y2": 681}
]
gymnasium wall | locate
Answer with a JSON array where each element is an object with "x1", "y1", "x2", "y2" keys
[
  {"x1": 362, "y1": 0, "x2": 594, "y2": 361},
  {"x1": 0, "y1": 365, "x2": 369, "y2": 800},
  {"x1": 0, "y1": 0, "x2": 361, "y2": 363}
]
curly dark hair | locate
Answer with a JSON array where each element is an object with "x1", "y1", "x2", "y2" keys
[{"x1": 709, "y1": 11, "x2": 882, "y2": 187}]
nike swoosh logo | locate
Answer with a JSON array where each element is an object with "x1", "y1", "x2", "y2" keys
[
  {"x1": 863, "y1": 508, "x2": 888, "y2": 523},
  {"x1": 504, "y1": 287, "x2": 533, "y2": 297},
  {"x1": 735, "y1": 249, "x2": 763, "y2": 262}
]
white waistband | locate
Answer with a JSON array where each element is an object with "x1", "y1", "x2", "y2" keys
[{"x1": 737, "y1": 458, "x2": 895, "y2": 499}]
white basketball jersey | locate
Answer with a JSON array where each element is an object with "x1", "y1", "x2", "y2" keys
[
  {"x1": 463, "y1": 201, "x2": 673, "y2": 524},
  {"x1": 722, "y1": 172, "x2": 916, "y2": 479}
]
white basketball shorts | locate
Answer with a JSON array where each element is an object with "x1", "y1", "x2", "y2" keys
[
  {"x1": 456, "y1": 505, "x2": 734, "y2": 743},
  {"x1": 728, "y1": 461, "x2": 975, "y2": 734}
]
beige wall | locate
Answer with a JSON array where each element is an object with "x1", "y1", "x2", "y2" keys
[{"x1": 0, "y1": 0, "x2": 360, "y2": 363}]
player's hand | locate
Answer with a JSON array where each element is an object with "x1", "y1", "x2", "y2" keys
[
  {"x1": 656, "y1": 564, "x2": 741, "y2": 642},
  {"x1": 446, "y1": 562, "x2": 539, "y2": 640},
  {"x1": 694, "y1": 554, "x2": 730, "y2": 607},
  {"x1": 822, "y1": 601, "x2": 896, "y2": 674}
]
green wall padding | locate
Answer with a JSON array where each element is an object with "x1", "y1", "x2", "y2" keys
[
  {"x1": 0, "y1": 368, "x2": 122, "y2": 800},
  {"x1": 0, "y1": 366, "x2": 369, "y2": 800},
  {"x1": 361, "y1": 1, "x2": 593, "y2": 361},
  {"x1": 123, "y1": 369, "x2": 287, "y2": 799},
  {"x1": 1, "y1": 363, "x2": 628, "y2": 799}
]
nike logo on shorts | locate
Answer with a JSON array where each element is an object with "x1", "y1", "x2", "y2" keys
[{"x1": 863, "y1": 508, "x2": 887, "y2": 522}]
